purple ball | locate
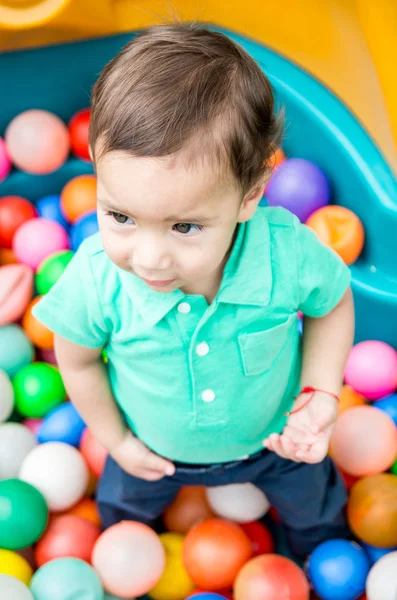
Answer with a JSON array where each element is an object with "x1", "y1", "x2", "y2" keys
[{"x1": 266, "y1": 158, "x2": 330, "y2": 222}]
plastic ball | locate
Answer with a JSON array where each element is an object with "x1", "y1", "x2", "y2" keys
[
  {"x1": 148, "y1": 532, "x2": 194, "y2": 600},
  {"x1": 69, "y1": 108, "x2": 91, "y2": 161},
  {"x1": 0, "y1": 549, "x2": 33, "y2": 585},
  {"x1": 373, "y1": 393, "x2": 397, "y2": 426},
  {"x1": 5, "y1": 110, "x2": 70, "y2": 175},
  {"x1": 345, "y1": 341, "x2": 397, "y2": 400},
  {"x1": 308, "y1": 539, "x2": 370, "y2": 600},
  {"x1": 92, "y1": 521, "x2": 165, "y2": 597},
  {"x1": 330, "y1": 405, "x2": 397, "y2": 476},
  {"x1": 36, "y1": 194, "x2": 69, "y2": 230},
  {"x1": 13, "y1": 362, "x2": 66, "y2": 418},
  {"x1": 0, "y1": 137, "x2": 11, "y2": 182},
  {"x1": 36, "y1": 250, "x2": 74, "y2": 295},
  {"x1": 163, "y1": 486, "x2": 215, "y2": 534},
  {"x1": 23, "y1": 418, "x2": 42, "y2": 435},
  {"x1": 0, "y1": 479, "x2": 48, "y2": 550},
  {"x1": 19, "y1": 441, "x2": 89, "y2": 512},
  {"x1": 265, "y1": 158, "x2": 330, "y2": 222},
  {"x1": 338, "y1": 385, "x2": 366, "y2": 414},
  {"x1": 40, "y1": 348, "x2": 57, "y2": 365},
  {"x1": 240, "y1": 521, "x2": 275, "y2": 556},
  {"x1": 65, "y1": 497, "x2": 101, "y2": 528},
  {"x1": 30, "y1": 557, "x2": 104, "y2": 600},
  {"x1": 366, "y1": 551, "x2": 397, "y2": 600},
  {"x1": 267, "y1": 147, "x2": 286, "y2": 170},
  {"x1": 0, "y1": 248, "x2": 18, "y2": 265},
  {"x1": 22, "y1": 297, "x2": 54, "y2": 350},
  {"x1": 206, "y1": 483, "x2": 270, "y2": 523},
  {"x1": 0, "y1": 369, "x2": 14, "y2": 422},
  {"x1": 38, "y1": 402, "x2": 85, "y2": 446},
  {"x1": 0, "y1": 196, "x2": 37, "y2": 249},
  {"x1": 0, "y1": 264, "x2": 34, "y2": 326},
  {"x1": 61, "y1": 175, "x2": 97, "y2": 223},
  {"x1": 392, "y1": 459, "x2": 397, "y2": 475},
  {"x1": 35, "y1": 514, "x2": 100, "y2": 567},
  {"x1": 361, "y1": 542, "x2": 397, "y2": 565},
  {"x1": 13, "y1": 218, "x2": 69, "y2": 270},
  {"x1": 347, "y1": 474, "x2": 397, "y2": 547},
  {"x1": 234, "y1": 554, "x2": 309, "y2": 600},
  {"x1": 183, "y1": 518, "x2": 252, "y2": 590},
  {"x1": 0, "y1": 324, "x2": 34, "y2": 376},
  {"x1": 80, "y1": 428, "x2": 108, "y2": 478},
  {"x1": 188, "y1": 594, "x2": 229, "y2": 599},
  {"x1": 70, "y1": 211, "x2": 99, "y2": 250},
  {"x1": 306, "y1": 205, "x2": 365, "y2": 265},
  {"x1": 0, "y1": 575, "x2": 34, "y2": 600},
  {"x1": 0, "y1": 422, "x2": 37, "y2": 479}
]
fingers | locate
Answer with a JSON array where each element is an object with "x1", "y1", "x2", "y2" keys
[
  {"x1": 140, "y1": 446, "x2": 175, "y2": 477},
  {"x1": 264, "y1": 433, "x2": 302, "y2": 462}
]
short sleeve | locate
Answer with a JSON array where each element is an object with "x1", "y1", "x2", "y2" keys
[
  {"x1": 33, "y1": 241, "x2": 108, "y2": 348},
  {"x1": 295, "y1": 220, "x2": 351, "y2": 317}
]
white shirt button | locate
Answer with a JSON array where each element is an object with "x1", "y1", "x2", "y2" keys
[
  {"x1": 178, "y1": 302, "x2": 191, "y2": 314},
  {"x1": 202, "y1": 389, "x2": 215, "y2": 403},
  {"x1": 196, "y1": 342, "x2": 210, "y2": 356}
]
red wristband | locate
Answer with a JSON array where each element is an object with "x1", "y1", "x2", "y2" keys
[{"x1": 284, "y1": 386, "x2": 340, "y2": 417}]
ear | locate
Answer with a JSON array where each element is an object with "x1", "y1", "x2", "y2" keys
[
  {"x1": 237, "y1": 181, "x2": 266, "y2": 223},
  {"x1": 88, "y1": 145, "x2": 94, "y2": 161}
]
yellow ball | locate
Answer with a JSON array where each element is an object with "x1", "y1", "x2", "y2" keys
[
  {"x1": 0, "y1": 549, "x2": 33, "y2": 585},
  {"x1": 148, "y1": 532, "x2": 194, "y2": 600}
]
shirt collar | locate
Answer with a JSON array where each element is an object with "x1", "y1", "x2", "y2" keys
[{"x1": 118, "y1": 208, "x2": 272, "y2": 326}]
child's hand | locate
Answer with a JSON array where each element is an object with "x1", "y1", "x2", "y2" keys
[
  {"x1": 110, "y1": 431, "x2": 176, "y2": 481},
  {"x1": 263, "y1": 391, "x2": 338, "y2": 464}
]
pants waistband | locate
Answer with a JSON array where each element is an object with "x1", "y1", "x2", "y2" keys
[{"x1": 172, "y1": 447, "x2": 268, "y2": 473}]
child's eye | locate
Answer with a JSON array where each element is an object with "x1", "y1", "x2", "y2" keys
[
  {"x1": 173, "y1": 223, "x2": 204, "y2": 235},
  {"x1": 108, "y1": 211, "x2": 134, "y2": 225}
]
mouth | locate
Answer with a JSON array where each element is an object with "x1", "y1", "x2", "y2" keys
[{"x1": 141, "y1": 277, "x2": 176, "y2": 288}]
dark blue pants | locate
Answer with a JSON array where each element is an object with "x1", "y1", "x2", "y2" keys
[{"x1": 97, "y1": 449, "x2": 349, "y2": 557}]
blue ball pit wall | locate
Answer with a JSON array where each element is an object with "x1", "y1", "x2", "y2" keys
[{"x1": 1, "y1": 29, "x2": 397, "y2": 346}]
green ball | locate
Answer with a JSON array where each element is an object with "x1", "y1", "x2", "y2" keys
[
  {"x1": 0, "y1": 479, "x2": 48, "y2": 550},
  {"x1": 13, "y1": 362, "x2": 66, "y2": 418},
  {"x1": 391, "y1": 459, "x2": 397, "y2": 475},
  {"x1": 36, "y1": 250, "x2": 74, "y2": 295},
  {"x1": 30, "y1": 558, "x2": 104, "y2": 600}
]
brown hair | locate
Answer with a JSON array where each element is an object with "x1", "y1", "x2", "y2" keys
[{"x1": 89, "y1": 22, "x2": 283, "y2": 195}]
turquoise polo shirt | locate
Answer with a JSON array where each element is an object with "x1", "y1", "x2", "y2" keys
[{"x1": 33, "y1": 207, "x2": 351, "y2": 463}]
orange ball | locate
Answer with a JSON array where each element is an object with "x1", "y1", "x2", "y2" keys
[
  {"x1": 80, "y1": 428, "x2": 108, "y2": 478},
  {"x1": 182, "y1": 518, "x2": 252, "y2": 591},
  {"x1": 85, "y1": 469, "x2": 98, "y2": 497},
  {"x1": 347, "y1": 473, "x2": 397, "y2": 547},
  {"x1": 34, "y1": 514, "x2": 100, "y2": 567},
  {"x1": 267, "y1": 148, "x2": 286, "y2": 169},
  {"x1": 306, "y1": 205, "x2": 364, "y2": 265},
  {"x1": 66, "y1": 498, "x2": 101, "y2": 528},
  {"x1": 234, "y1": 554, "x2": 309, "y2": 600},
  {"x1": 60, "y1": 175, "x2": 97, "y2": 223},
  {"x1": 22, "y1": 296, "x2": 54, "y2": 350},
  {"x1": 163, "y1": 486, "x2": 216, "y2": 534},
  {"x1": 0, "y1": 248, "x2": 18, "y2": 265},
  {"x1": 338, "y1": 385, "x2": 366, "y2": 414}
]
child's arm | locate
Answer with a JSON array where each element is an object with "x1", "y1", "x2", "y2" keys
[
  {"x1": 264, "y1": 287, "x2": 354, "y2": 463},
  {"x1": 54, "y1": 334, "x2": 175, "y2": 480}
]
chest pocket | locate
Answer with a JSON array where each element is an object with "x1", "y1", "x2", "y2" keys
[{"x1": 238, "y1": 315, "x2": 295, "y2": 376}]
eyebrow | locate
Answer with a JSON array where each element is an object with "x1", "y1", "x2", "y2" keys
[{"x1": 98, "y1": 198, "x2": 217, "y2": 225}]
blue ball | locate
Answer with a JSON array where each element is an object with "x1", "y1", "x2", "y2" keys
[
  {"x1": 70, "y1": 211, "x2": 99, "y2": 251},
  {"x1": 36, "y1": 194, "x2": 69, "y2": 230},
  {"x1": 308, "y1": 539, "x2": 370, "y2": 600},
  {"x1": 187, "y1": 595, "x2": 228, "y2": 599},
  {"x1": 37, "y1": 402, "x2": 86, "y2": 446},
  {"x1": 361, "y1": 542, "x2": 397, "y2": 565},
  {"x1": 373, "y1": 394, "x2": 397, "y2": 426},
  {"x1": 30, "y1": 557, "x2": 103, "y2": 600}
]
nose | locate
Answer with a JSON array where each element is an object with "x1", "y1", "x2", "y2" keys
[{"x1": 133, "y1": 232, "x2": 172, "y2": 273}]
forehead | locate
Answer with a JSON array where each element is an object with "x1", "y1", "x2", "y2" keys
[{"x1": 96, "y1": 151, "x2": 236, "y2": 218}]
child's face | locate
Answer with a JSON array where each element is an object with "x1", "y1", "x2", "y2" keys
[{"x1": 96, "y1": 150, "x2": 263, "y2": 296}]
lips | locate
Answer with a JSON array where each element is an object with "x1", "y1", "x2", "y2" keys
[{"x1": 141, "y1": 278, "x2": 175, "y2": 288}]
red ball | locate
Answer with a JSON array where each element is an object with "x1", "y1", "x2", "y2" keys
[
  {"x1": 80, "y1": 428, "x2": 108, "y2": 478},
  {"x1": 240, "y1": 521, "x2": 275, "y2": 556},
  {"x1": 34, "y1": 514, "x2": 100, "y2": 566},
  {"x1": 183, "y1": 518, "x2": 252, "y2": 591},
  {"x1": 69, "y1": 109, "x2": 91, "y2": 161},
  {"x1": 0, "y1": 196, "x2": 37, "y2": 248},
  {"x1": 234, "y1": 554, "x2": 310, "y2": 600}
]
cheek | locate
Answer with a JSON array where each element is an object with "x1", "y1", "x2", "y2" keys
[{"x1": 99, "y1": 226, "x2": 130, "y2": 266}]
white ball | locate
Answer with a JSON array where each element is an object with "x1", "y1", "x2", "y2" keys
[
  {"x1": 0, "y1": 423, "x2": 37, "y2": 479},
  {"x1": 0, "y1": 370, "x2": 14, "y2": 422},
  {"x1": 206, "y1": 482, "x2": 270, "y2": 523},
  {"x1": 0, "y1": 575, "x2": 34, "y2": 600},
  {"x1": 19, "y1": 441, "x2": 89, "y2": 511},
  {"x1": 366, "y1": 551, "x2": 397, "y2": 600}
]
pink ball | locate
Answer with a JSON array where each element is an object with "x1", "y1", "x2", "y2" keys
[
  {"x1": 40, "y1": 349, "x2": 57, "y2": 366},
  {"x1": 92, "y1": 521, "x2": 165, "y2": 597},
  {"x1": 24, "y1": 418, "x2": 42, "y2": 436},
  {"x1": 0, "y1": 137, "x2": 11, "y2": 181},
  {"x1": 330, "y1": 405, "x2": 397, "y2": 476},
  {"x1": 345, "y1": 340, "x2": 397, "y2": 400},
  {"x1": 13, "y1": 218, "x2": 70, "y2": 270},
  {"x1": 5, "y1": 110, "x2": 70, "y2": 175}
]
